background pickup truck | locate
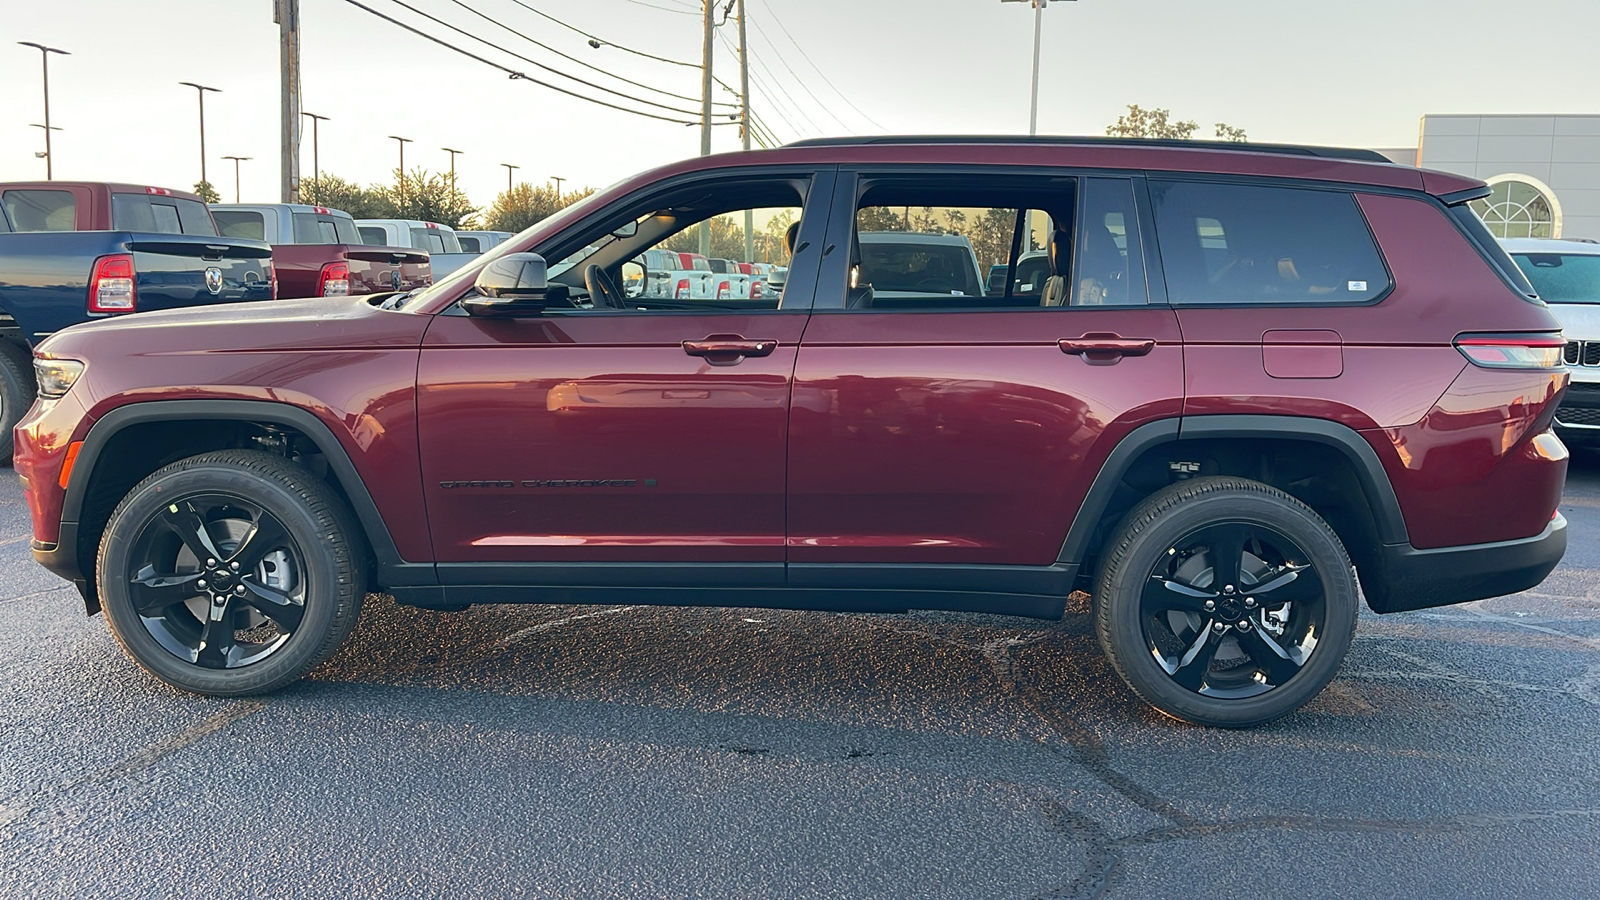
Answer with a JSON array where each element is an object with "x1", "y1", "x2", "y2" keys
[
  {"x1": 355, "y1": 218, "x2": 476, "y2": 278},
  {"x1": 211, "y1": 203, "x2": 430, "y2": 299},
  {"x1": 0, "y1": 181, "x2": 273, "y2": 458},
  {"x1": 454, "y1": 230, "x2": 513, "y2": 254}
]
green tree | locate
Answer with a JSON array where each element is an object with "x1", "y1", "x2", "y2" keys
[
  {"x1": 193, "y1": 180, "x2": 220, "y2": 203},
  {"x1": 485, "y1": 182, "x2": 593, "y2": 233},
  {"x1": 383, "y1": 167, "x2": 479, "y2": 229},
  {"x1": 856, "y1": 206, "x2": 908, "y2": 232},
  {"x1": 969, "y1": 207, "x2": 1019, "y2": 267},
  {"x1": 301, "y1": 174, "x2": 396, "y2": 219},
  {"x1": 1106, "y1": 104, "x2": 1247, "y2": 142}
]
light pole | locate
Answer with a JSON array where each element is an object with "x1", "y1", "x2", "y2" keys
[
  {"x1": 179, "y1": 81, "x2": 222, "y2": 187},
  {"x1": 29, "y1": 124, "x2": 64, "y2": 178},
  {"x1": 550, "y1": 176, "x2": 565, "y2": 198},
  {"x1": 1000, "y1": 0, "x2": 1073, "y2": 136},
  {"x1": 442, "y1": 147, "x2": 463, "y2": 192},
  {"x1": 501, "y1": 163, "x2": 519, "y2": 194},
  {"x1": 388, "y1": 134, "x2": 412, "y2": 203},
  {"x1": 301, "y1": 112, "x2": 329, "y2": 182},
  {"x1": 222, "y1": 156, "x2": 250, "y2": 203},
  {"x1": 18, "y1": 42, "x2": 70, "y2": 180}
]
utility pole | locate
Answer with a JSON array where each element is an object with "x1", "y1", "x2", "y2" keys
[
  {"x1": 551, "y1": 176, "x2": 565, "y2": 198},
  {"x1": 275, "y1": 0, "x2": 302, "y2": 202},
  {"x1": 737, "y1": 0, "x2": 753, "y2": 262},
  {"x1": 442, "y1": 147, "x2": 463, "y2": 191},
  {"x1": 501, "y1": 163, "x2": 519, "y2": 194},
  {"x1": 179, "y1": 82, "x2": 222, "y2": 187},
  {"x1": 18, "y1": 42, "x2": 69, "y2": 180},
  {"x1": 388, "y1": 135, "x2": 412, "y2": 204},
  {"x1": 698, "y1": 0, "x2": 715, "y2": 256},
  {"x1": 301, "y1": 112, "x2": 328, "y2": 183},
  {"x1": 222, "y1": 156, "x2": 250, "y2": 203}
]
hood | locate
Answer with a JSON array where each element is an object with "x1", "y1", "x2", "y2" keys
[
  {"x1": 36, "y1": 295, "x2": 430, "y2": 359},
  {"x1": 1545, "y1": 302, "x2": 1600, "y2": 341}
]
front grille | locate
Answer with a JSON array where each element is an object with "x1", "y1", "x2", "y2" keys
[
  {"x1": 1585, "y1": 343, "x2": 1600, "y2": 367},
  {"x1": 1566, "y1": 341, "x2": 1581, "y2": 365},
  {"x1": 1557, "y1": 407, "x2": 1600, "y2": 427},
  {"x1": 1562, "y1": 340, "x2": 1600, "y2": 366}
]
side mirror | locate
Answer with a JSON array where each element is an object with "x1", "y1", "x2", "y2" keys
[
  {"x1": 462, "y1": 252, "x2": 552, "y2": 317},
  {"x1": 621, "y1": 258, "x2": 645, "y2": 299}
]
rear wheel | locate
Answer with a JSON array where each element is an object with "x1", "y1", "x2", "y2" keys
[
  {"x1": 0, "y1": 340, "x2": 36, "y2": 464},
  {"x1": 97, "y1": 450, "x2": 365, "y2": 696},
  {"x1": 1094, "y1": 476, "x2": 1358, "y2": 728}
]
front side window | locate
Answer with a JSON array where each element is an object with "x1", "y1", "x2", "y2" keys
[
  {"x1": 1150, "y1": 181, "x2": 1389, "y2": 305},
  {"x1": 2, "y1": 190, "x2": 76, "y2": 232},
  {"x1": 1511, "y1": 252, "x2": 1600, "y2": 303}
]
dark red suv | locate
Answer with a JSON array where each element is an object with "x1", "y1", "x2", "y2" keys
[{"x1": 16, "y1": 137, "x2": 1570, "y2": 726}]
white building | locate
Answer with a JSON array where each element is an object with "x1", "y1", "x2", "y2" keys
[{"x1": 1375, "y1": 114, "x2": 1600, "y2": 241}]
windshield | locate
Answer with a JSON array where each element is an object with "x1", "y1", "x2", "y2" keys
[{"x1": 1511, "y1": 253, "x2": 1600, "y2": 303}]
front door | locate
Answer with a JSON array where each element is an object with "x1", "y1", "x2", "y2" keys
[
  {"x1": 416, "y1": 169, "x2": 831, "y2": 586},
  {"x1": 786, "y1": 171, "x2": 1185, "y2": 588}
]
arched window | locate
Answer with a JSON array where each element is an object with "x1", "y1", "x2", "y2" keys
[{"x1": 1471, "y1": 175, "x2": 1561, "y2": 239}]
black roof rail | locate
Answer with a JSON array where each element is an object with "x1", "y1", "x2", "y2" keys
[{"x1": 782, "y1": 135, "x2": 1394, "y2": 164}]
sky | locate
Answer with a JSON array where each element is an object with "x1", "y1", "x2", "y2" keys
[{"x1": 4, "y1": 0, "x2": 1599, "y2": 212}]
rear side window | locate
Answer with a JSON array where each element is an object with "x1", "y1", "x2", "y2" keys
[
  {"x1": 112, "y1": 194, "x2": 219, "y2": 236},
  {"x1": 292, "y1": 212, "x2": 358, "y2": 244},
  {"x1": 1149, "y1": 181, "x2": 1389, "y2": 304},
  {"x1": 458, "y1": 235, "x2": 481, "y2": 253},
  {"x1": 359, "y1": 226, "x2": 388, "y2": 246},
  {"x1": 411, "y1": 228, "x2": 447, "y2": 253},
  {"x1": 213, "y1": 210, "x2": 266, "y2": 240},
  {"x1": 2, "y1": 190, "x2": 77, "y2": 232}
]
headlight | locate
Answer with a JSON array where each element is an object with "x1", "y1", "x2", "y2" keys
[{"x1": 34, "y1": 358, "x2": 85, "y2": 399}]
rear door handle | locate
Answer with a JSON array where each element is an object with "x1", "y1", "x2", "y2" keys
[
  {"x1": 682, "y1": 335, "x2": 777, "y2": 366},
  {"x1": 1058, "y1": 334, "x2": 1156, "y2": 358}
]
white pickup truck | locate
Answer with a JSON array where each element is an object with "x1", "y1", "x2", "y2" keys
[
  {"x1": 355, "y1": 219, "x2": 477, "y2": 277},
  {"x1": 454, "y1": 230, "x2": 514, "y2": 254}
]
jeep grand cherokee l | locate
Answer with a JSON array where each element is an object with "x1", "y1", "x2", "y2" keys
[{"x1": 16, "y1": 137, "x2": 1569, "y2": 727}]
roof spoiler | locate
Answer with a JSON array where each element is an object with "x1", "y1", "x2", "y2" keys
[{"x1": 1438, "y1": 185, "x2": 1493, "y2": 206}]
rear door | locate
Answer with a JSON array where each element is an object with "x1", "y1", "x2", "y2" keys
[{"x1": 787, "y1": 169, "x2": 1184, "y2": 588}]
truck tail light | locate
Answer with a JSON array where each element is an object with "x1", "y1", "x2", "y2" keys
[
  {"x1": 675, "y1": 278, "x2": 690, "y2": 300},
  {"x1": 750, "y1": 280, "x2": 763, "y2": 298},
  {"x1": 1455, "y1": 333, "x2": 1566, "y2": 369},
  {"x1": 270, "y1": 262, "x2": 279, "y2": 300},
  {"x1": 88, "y1": 254, "x2": 137, "y2": 313},
  {"x1": 318, "y1": 261, "x2": 350, "y2": 297},
  {"x1": 716, "y1": 280, "x2": 731, "y2": 300}
]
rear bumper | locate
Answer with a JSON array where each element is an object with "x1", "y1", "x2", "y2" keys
[{"x1": 1362, "y1": 513, "x2": 1567, "y2": 613}]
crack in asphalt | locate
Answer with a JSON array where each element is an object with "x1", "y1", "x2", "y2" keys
[
  {"x1": 0, "y1": 700, "x2": 265, "y2": 841},
  {"x1": 493, "y1": 604, "x2": 640, "y2": 649}
]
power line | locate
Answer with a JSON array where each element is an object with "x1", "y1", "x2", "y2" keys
[
  {"x1": 501, "y1": 0, "x2": 701, "y2": 69},
  {"x1": 617, "y1": 0, "x2": 698, "y2": 14},
  {"x1": 744, "y1": 15, "x2": 851, "y2": 133},
  {"x1": 756, "y1": 0, "x2": 884, "y2": 130},
  {"x1": 448, "y1": 0, "x2": 735, "y2": 107},
  {"x1": 334, "y1": 0, "x2": 705, "y2": 125},
  {"x1": 718, "y1": 29, "x2": 821, "y2": 137},
  {"x1": 379, "y1": 0, "x2": 709, "y2": 117}
]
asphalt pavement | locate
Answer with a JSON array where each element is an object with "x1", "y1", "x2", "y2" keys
[{"x1": 1, "y1": 453, "x2": 1597, "y2": 899}]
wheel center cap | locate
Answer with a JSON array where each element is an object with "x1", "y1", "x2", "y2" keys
[
  {"x1": 210, "y1": 568, "x2": 235, "y2": 590},
  {"x1": 1216, "y1": 596, "x2": 1244, "y2": 622}
]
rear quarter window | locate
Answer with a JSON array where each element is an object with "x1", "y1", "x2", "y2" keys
[
  {"x1": 358, "y1": 226, "x2": 388, "y2": 246},
  {"x1": 213, "y1": 210, "x2": 266, "y2": 240},
  {"x1": 2, "y1": 190, "x2": 77, "y2": 232},
  {"x1": 1149, "y1": 181, "x2": 1390, "y2": 305},
  {"x1": 458, "y1": 236, "x2": 481, "y2": 253},
  {"x1": 292, "y1": 213, "x2": 345, "y2": 244}
]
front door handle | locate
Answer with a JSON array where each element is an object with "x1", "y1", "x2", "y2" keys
[
  {"x1": 1058, "y1": 334, "x2": 1156, "y2": 360},
  {"x1": 682, "y1": 335, "x2": 778, "y2": 366}
]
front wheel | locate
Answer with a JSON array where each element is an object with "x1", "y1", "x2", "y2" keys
[
  {"x1": 97, "y1": 450, "x2": 366, "y2": 696},
  {"x1": 1094, "y1": 476, "x2": 1358, "y2": 728}
]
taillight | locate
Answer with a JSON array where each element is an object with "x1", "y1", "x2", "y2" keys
[
  {"x1": 88, "y1": 254, "x2": 136, "y2": 313},
  {"x1": 675, "y1": 278, "x2": 690, "y2": 300},
  {"x1": 1455, "y1": 333, "x2": 1566, "y2": 369},
  {"x1": 716, "y1": 280, "x2": 731, "y2": 300},
  {"x1": 318, "y1": 261, "x2": 350, "y2": 297},
  {"x1": 750, "y1": 280, "x2": 763, "y2": 298}
]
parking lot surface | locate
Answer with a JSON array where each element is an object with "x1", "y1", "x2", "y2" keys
[{"x1": 1, "y1": 456, "x2": 1597, "y2": 900}]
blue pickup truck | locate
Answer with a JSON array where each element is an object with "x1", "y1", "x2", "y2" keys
[{"x1": 0, "y1": 182, "x2": 274, "y2": 459}]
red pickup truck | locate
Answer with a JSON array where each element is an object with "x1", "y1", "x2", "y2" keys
[{"x1": 210, "y1": 204, "x2": 429, "y2": 298}]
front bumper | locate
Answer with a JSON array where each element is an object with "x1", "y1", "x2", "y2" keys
[
  {"x1": 1553, "y1": 379, "x2": 1600, "y2": 434},
  {"x1": 1361, "y1": 513, "x2": 1567, "y2": 613}
]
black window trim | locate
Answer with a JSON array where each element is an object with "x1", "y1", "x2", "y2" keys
[
  {"x1": 478, "y1": 163, "x2": 838, "y2": 317},
  {"x1": 1142, "y1": 173, "x2": 1398, "y2": 310}
]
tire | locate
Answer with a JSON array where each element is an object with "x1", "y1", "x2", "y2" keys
[
  {"x1": 1093, "y1": 476, "x2": 1358, "y2": 728},
  {"x1": 0, "y1": 341, "x2": 36, "y2": 464},
  {"x1": 96, "y1": 450, "x2": 366, "y2": 696}
]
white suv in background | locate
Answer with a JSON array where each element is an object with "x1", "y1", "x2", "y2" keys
[{"x1": 1502, "y1": 237, "x2": 1600, "y2": 443}]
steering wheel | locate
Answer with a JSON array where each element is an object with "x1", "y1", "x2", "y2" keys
[{"x1": 584, "y1": 264, "x2": 626, "y2": 310}]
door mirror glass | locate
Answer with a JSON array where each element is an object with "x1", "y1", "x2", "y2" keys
[
  {"x1": 621, "y1": 259, "x2": 645, "y2": 298},
  {"x1": 462, "y1": 252, "x2": 554, "y2": 317}
]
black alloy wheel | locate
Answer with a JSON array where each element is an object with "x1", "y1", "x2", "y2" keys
[
  {"x1": 1095, "y1": 476, "x2": 1358, "y2": 727},
  {"x1": 98, "y1": 450, "x2": 365, "y2": 696}
]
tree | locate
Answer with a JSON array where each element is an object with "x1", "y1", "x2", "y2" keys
[
  {"x1": 301, "y1": 174, "x2": 396, "y2": 219},
  {"x1": 1106, "y1": 104, "x2": 1248, "y2": 142},
  {"x1": 383, "y1": 167, "x2": 479, "y2": 229},
  {"x1": 485, "y1": 182, "x2": 593, "y2": 233},
  {"x1": 193, "y1": 180, "x2": 220, "y2": 203}
]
